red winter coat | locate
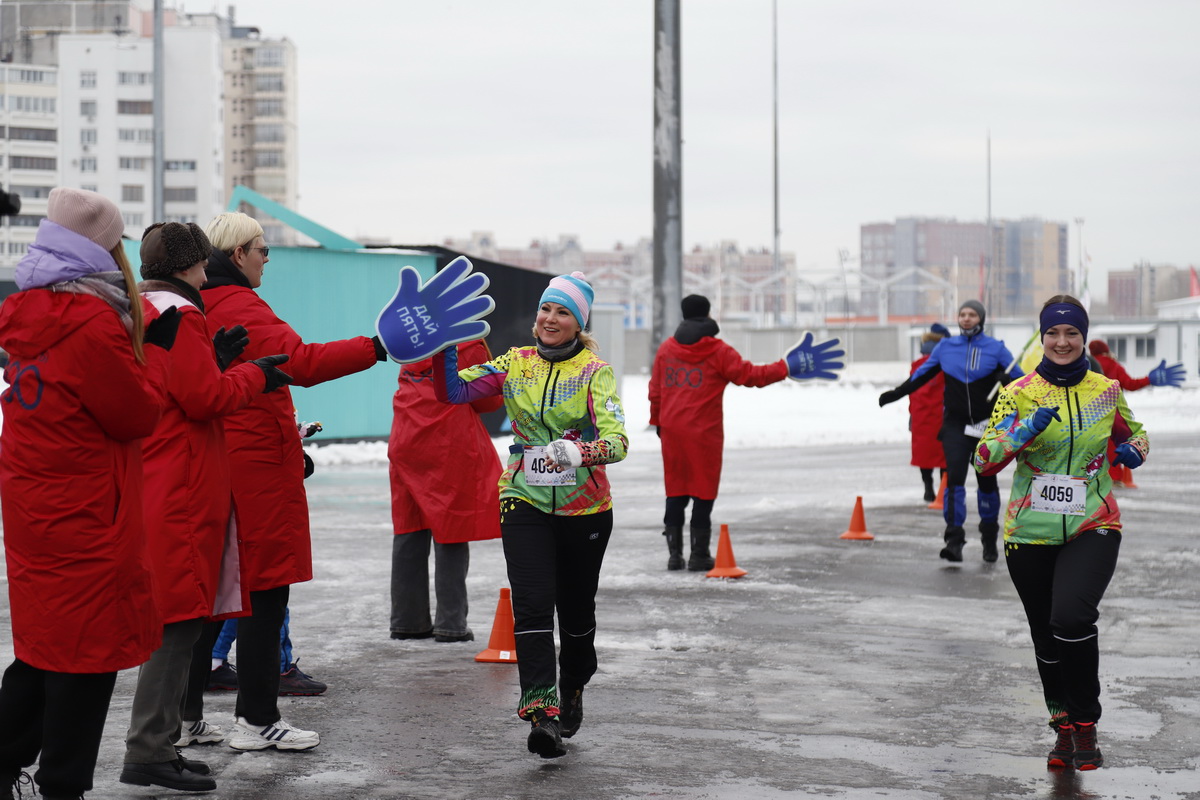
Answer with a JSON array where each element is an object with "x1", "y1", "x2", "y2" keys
[
  {"x1": 388, "y1": 340, "x2": 503, "y2": 543},
  {"x1": 201, "y1": 285, "x2": 377, "y2": 592},
  {"x1": 0, "y1": 290, "x2": 169, "y2": 672},
  {"x1": 649, "y1": 332, "x2": 788, "y2": 500},
  {"x1": 908, "y1": 354, "x2": 947, "y2": 469},
  {"x1": 1094, "y1": 353, "x2": 1150, "y2": 391},
  {"x1": 140, "y1": 288, "x2": 265, "y2": 624}
]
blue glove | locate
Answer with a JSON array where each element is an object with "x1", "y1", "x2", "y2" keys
[
  {"x1": 1027, "y1": 405, "x2": 1060, "y2": 435},
  {"x1": 1112, "y1": 442, "x2": 1144, "y2": 469},
  {"x1": 1148, "y1": 360, "x2": 1185, "y2": 387},
  {"x1": 375, "y1": 256, "x2": 495, "y2": 364},
  {"x1": 784, "y1": 332, "x2": 844, "y2": 381}
]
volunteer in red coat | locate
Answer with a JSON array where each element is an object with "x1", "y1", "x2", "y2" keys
[
  {"x1": 649, "y1": 295, "x2": 788, "y2": 571},
  {"x1": 0, "y1": 188, "x2": 176, "y2": 800},
  {"x1": 910, "y1": 325, "x2": 949, "y2": 502},
  {"x1": 119, "y1": 222, "x2": 293, "y2": 792},
  {"x1": 388, "y1": 338, "x2": 503, "y2": 642},
  {"x1": 198, "y1": 212, "x2": 386, "y2": 752}
]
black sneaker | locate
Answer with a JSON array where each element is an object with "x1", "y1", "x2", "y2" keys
[
  {"x1": 0, "y1": 770, "x2": 33, "y2": 800},
  {"x1": 119, "y1": 760, "x2": 216, "y2": 792},
  {"x1": 279, "y1": 660, "x2": 327, "y2": 696},
  {"x1": 1047, "y1": 723, "x2": 1074, "y2": 768},
  {"x1": 433, "y1": 631, "x2": 475, "y2": 643},
  {"x1": 205, "y1": 661, "x2": 238, "y2": 692},
  {"x1": 939, "y1": 541, "x2": 964, "y2": 562},
  {"x1": 1072, "y1": 722, "x2": 1103, "y2": 770},
  {"x1": 560, "y1": 688, "x2": 583, "y2": 739},
  {"x1": 526, "y1": 711, "x2": 566, "y2": 758}
]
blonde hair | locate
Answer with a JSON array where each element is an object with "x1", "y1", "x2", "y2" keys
[
  {"x1": 112, "y1": 244, "x2": 146, "y2": 363},
  {"x1": 531, "y1": 324, "x2": 599, "y2": 353},
  {"x1": 204, "y1": 212, "x2": 264, "y2": 254}
]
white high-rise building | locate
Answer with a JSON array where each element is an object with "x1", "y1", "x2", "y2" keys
[{"x1": 0, "y1": 63, "x2": 60, "y2": 275}]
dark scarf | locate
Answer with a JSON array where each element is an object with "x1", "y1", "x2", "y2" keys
[
  {"x1": 1036, "y1": 354, "x2": 1090, "y2": 387},
  {"x1": 138, "y1": 276, "x2": 204, "y2": 311},
  {"x1": 674, "y1": 316, "x2": 719, "y2": 345},
  {"x1": 201, "y1": 248, "x2": 252, "y2": 290},
  {"x1": 536, "y1": 337, "x2": 585, "y2": 363}
]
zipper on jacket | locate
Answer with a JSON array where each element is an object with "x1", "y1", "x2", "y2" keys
[
  {"x1": 1063, "y1": 385, "x2": 1076, "y2": 544},
  {"x1": 538, "y1": 364, "x2": 559, "y2": 508}
]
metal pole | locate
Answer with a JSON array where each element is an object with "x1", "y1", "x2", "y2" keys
[
  {"x1": 152, "y1": 0, "x2": 164, "y2": 222},
  {"x1": 1074, "y1": 217, "x2": 1085, "y2": 297},
  {"x1": 984, "y1": 131, "x2": 992, "y2": 318},
  {"x1": 772, "y1": 0, "x2": 783, "y2": 323},
  {"x1": 652, "y1": 0, "x2": 682, "y2": 353}
]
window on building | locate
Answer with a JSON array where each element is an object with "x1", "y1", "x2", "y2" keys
[
  {"x1": 254, "y1": 123, "x2": 284, "y2": 143},
  {"x1": 164, "y1": 187, "x2": 197, "y2": 203},
  {"x1": 117, "y1": 100, "x2": 153, "y2": 115},
  {"x1": 119, "y1": 157, "x2": 148, "y2": 170},
  {"x1": 118, "y1": 72, "x2": 152, "y2": 85},
  {"x1": 7, "y1": 242, "x2": 29, "y2": 256},
  {"x1": 80, "y1": 99, "x2": 97, "y2": 116},
  {"x1": 164, "y1": 215, "x2": 198, "y2": 224},
  {"x1": 7, "y1": 127, "x2": 57, "y2": 142},
  {"x1": 254, "y1": 150, "x2": 283, "y2": 168},
  {"x1": 253, "y1": 99, "x2": 283, "y2": 117},
  {"x1": 254, "y1": 74, "x2": 284, "y2": 92},
  {"x1": 1134, "y1": 336, "x2": 1156, "y2": 359},
  {"x1": 254, "y1": 47, "x2": 285, "y2": 67},
  {"x1": 80, "y1": 70, "x2": 97, "y2": 88},
  {"x1": 80, "y1": 184, "x2": 98, "y2": 193},
  {"x1": 121, "y1": 212, "x2": 143, "y2": 227},
  {"x1": 7, "y1": 215, "x2": 45, "y2": 228},
  {"x1": 80, "y1": 129, "x2": 97, "y2": 145},
  {"x1": 118, "y1": 128, "x2": 154, "y2": 143},
  {"x1": 11, "y1": 185, "x2": 53, "y2": 199},
  {"x1": 13, "y1": 69, "x2": 54, "y2": 84},
  {"x1": 10, "y1": 96, "x2": 57, "y2": 113},
  {"x1": 11, "y1": 156, "x2": 57, "y2": 170},
  {"x1": 121, "y1": 185, "x2": 144, "y2": 203},
  {"x1": 164, "y1": 160, "x2": 197, "y2": 171},
  {"x1": 79, "y1": 157, "x2": 97, "y2": 172}
]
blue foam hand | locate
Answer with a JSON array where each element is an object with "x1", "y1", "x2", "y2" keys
[
  {"x1": 1027, "y1": 405, "x2": 1061, "y2": 435},
  {"x1": 784, "y1": 332, "x2": 845, "y2": 381},
  {"x1": 1148, "y1": 359, "x2": 1185, "y2": 387},
  {"x1": 1112, "y1": 442, "x2": 1144, "y2": 470},
  {"x1": 375, "y1": 256, "x2": 495, "y2": 364}
]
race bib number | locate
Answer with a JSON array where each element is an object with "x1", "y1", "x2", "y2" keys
[
  {"x1": 964, "y1": 420, "x2": 989, "y2": 438},
  {"x1": 1030, "y1": 473, "x2": 1086, "y2": 516},
  {"x1": 523, "y1": 446, "x2": 577, "y2": 486}
]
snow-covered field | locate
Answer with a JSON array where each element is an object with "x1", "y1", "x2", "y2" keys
[{"x1": 304, "y1": 362, "x2": 1198, "y2": 466}]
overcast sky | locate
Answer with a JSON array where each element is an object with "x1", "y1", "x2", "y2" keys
[{"x1": 214, "y1": 0, "x2": 1198, "y2": 299}]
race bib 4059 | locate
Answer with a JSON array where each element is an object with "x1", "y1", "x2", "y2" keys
[{"x1": 1030, "y1": 473, "x2": 1086, "y2": 516}]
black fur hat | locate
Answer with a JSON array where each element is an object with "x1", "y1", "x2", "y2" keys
[{"x1": 139, "y1": 222, "x2": 212, "y2": 279}]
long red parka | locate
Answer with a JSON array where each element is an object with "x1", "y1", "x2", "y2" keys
[
  {"x1": 908, "y1": 354, "x2": 947, "y2": 469},
  {"x1": 649, "y1": 335, "x2": 787, "y2": 500},
  {"x1": 0, "y1": 291, "x2": 169, "y2": 672},
  {"x1": 200, "y1": 285, "x2": 377, "y2": 592},
  {"x1": 140, "y1": 289, "x2": 265, "y2": 624},
  {"x1": 388, "y1": 339, "x2": 503, "y2": 543}
]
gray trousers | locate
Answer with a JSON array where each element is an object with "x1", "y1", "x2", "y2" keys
[
  {"x1": 125, "y1": 618, "x2": 203, "y2": 764},
  {"x1": 390, "y1": 531, "x2": 470, "y2": 638}
]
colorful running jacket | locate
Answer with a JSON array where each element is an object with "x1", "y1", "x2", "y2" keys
[
  {"x1": 974, "y1": 370, "x2": 1149, "y2": 545},
  {"x1": 434, "y1": 343, "x2": 628, "y2": 516}
]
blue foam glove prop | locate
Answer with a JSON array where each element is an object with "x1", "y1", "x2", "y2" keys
[
  {"x1": 1027, "y1": 405, "x2": 1060, "y2": 435},
  {"x1": 375, "y1": 256, "x2": 495, "y2": 364},
  {"x1": 1112, "y1": 442, "x2": 1144, "y2": 470},
  {"x1": 1148, "y1": 359, "x2": 1185, "y2": 387},
  {"x1": 784, "y1": 332, "x2": 845, "y2": 381}
]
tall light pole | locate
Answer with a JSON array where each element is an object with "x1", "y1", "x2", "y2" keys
[
  {"x1": 772, "y1": 0, "x2": 782, "y2": 321},
  {"x1": 1074, "y1": 217, "x2": 1085, "y2": 298},
  {"x1": 652, "y1": 0, "x2": 683, "y2": 353}
]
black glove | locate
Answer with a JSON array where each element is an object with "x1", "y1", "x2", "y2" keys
[
  {"x1": 371, "y1": 335, "x2": 389, "y2": 362},
  {"x1": 878, "y1": 389, "x2": 903, "y2": 407},
  {"x1": 252, "y1": 354, "x2": 293, "y2": 393},
  {"x1": 144, "y1": 306, "x2": 182, "y2": 351},
  {"x1": 212, "y1": 324, "x2": 249, "y2": 372}
]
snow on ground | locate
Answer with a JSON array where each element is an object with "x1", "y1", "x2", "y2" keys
[{"x1": 305, "y1": 361, "x2": 1200, "y2": 467}]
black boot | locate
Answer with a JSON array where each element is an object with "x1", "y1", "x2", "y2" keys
[
  {"x1": 526, "y1": 710, "x2": 566, "y2": 758},
  {"x1": 921, "y1": 469, "x2": 935, "y2": 503},
  {"x1": 687, "y1": 528, "x2": 715, "y2": 572},
  {"x1": 119, "y1": 759, "x2": 216, "y2": 792},
  {"x1": 939, "y1": 526, "x2": 965, "y2": 562},
  {"x1": 979, "y1": 520, "x2": 1000, "y2": 563},
  {"x1": 663, "y1": 526, "x2": 684, "y2": 571},
  {"x1": 560, "y1": 687, "x2": 583, "y2": 738}
]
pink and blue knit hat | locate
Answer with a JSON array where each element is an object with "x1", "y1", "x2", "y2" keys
[{"x1": 540, "y1": 271, "x2": 594, "y2": 329}]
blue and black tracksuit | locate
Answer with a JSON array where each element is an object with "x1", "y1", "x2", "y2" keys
[{"x1": 890, "y1": 331, "x2": 1021, "y2": 539}]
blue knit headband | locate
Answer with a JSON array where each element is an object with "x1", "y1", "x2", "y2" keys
[{"x1": 1040, "y1": 303, "x2": 1089, "y2": 340}]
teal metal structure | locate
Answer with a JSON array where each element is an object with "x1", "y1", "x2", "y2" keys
[{"x1": 127, "y1": 189, "x2": 438, "y2": 441}]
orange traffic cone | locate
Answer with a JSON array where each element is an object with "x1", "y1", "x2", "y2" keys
[
  {"x1": 1120, "y1": 464, "x2": 1139, "y2": 490},
  {"x1": 706, "y1": 524, "x2": 747, "y2": 579},
  {"x1": 928, "y1": 473, "x2": 947, "y2": 510},
  {"x1": 475, "y1": 587, "x2": 518, "y2": 663},
  {"x1": 840, "y1": 496, "x2": 874, "y2": 540}
]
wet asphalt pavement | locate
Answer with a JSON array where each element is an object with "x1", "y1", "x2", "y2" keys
[{"x1": 3, "y1": 434, "x2": 1199, "y2": 799}]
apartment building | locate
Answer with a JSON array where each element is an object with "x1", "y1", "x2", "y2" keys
[{"x1": 0, "y1": 63, "x2": 59, "y2": 274}]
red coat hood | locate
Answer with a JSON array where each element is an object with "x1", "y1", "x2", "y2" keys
[
  {"x1": 0, "y1": 290, "x2": 111, "y2": 357},
  {"x1": 660, "y1": 334, "x2": 724, "y2": 364}
]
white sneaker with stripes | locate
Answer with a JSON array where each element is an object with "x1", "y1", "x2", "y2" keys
[
  {"x1": 228, "y1": 716, "x2": 320, "y2": 751},
  {"x1": 176, "y1": 718, "x2": 225, "y2": 746}
]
